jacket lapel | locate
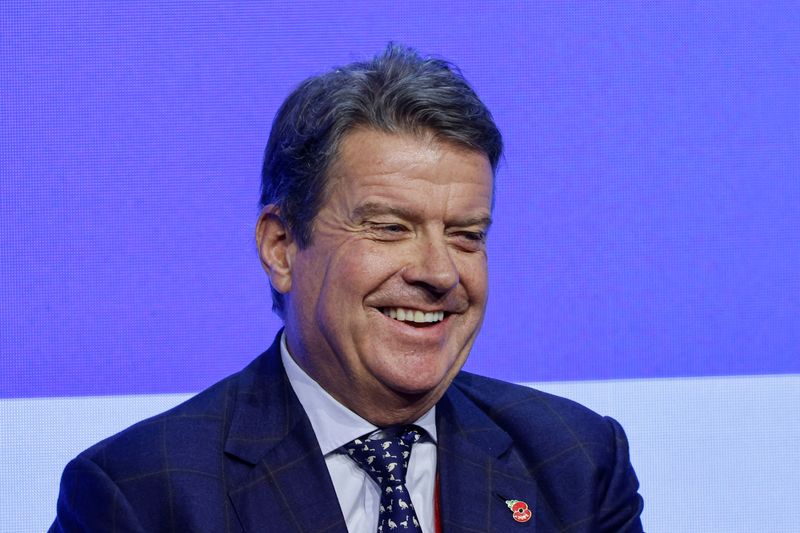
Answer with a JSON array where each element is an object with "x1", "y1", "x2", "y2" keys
[
  {"x1": 224, "y1": 336, "x2": 347, "y2": 533},
  {"x1": 220, "y1": 336, "x2": 547, "y2": 532},
  {"x1": 437, "y1": 385, "x2": 540, "y2": 532}
]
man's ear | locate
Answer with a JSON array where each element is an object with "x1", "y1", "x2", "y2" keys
[{"x1": 255, "y1": 205, "x2": 296, "y2": 295}]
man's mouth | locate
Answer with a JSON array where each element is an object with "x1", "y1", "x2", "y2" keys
[{"x1": 380, "y1": 307, "x2": 446, "y2": 325}]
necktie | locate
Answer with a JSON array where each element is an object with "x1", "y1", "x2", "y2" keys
[{"x1": 342, "y1": 426, "x2": 424, "y2": 533}]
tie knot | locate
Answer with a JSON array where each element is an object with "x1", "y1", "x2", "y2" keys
[{"x1": 342, "y1": 426, "x2": 422, "y2": 486}]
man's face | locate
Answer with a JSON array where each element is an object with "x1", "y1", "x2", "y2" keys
[{"x1": 278, "y1": 128, "x2": 493, "y2": 424}]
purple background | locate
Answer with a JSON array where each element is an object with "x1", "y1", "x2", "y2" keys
[{"x1": 2, "y1": 2, "x2": 799, "y2": 399}]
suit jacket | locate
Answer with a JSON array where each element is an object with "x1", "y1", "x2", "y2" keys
[{"x1": 51, "y1": 335, "x2": 644, "y2": 532}]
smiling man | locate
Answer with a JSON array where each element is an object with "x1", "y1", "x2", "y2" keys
[
  {"x1": 261, "y1": 128, "x2": 493, "y2": 428},
  {"x1": 52, "y1": 45, "x2": 644, "y2": 532}
]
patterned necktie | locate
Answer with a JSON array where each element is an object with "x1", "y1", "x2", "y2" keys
[{"x1": 342, "y1": 426, "x2": 424, "y2": 533}]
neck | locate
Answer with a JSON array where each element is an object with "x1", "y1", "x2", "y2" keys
[
  {"x1": 282, "y1": 328, "x2": 452, "y2": 427},
  {"x1": 339, "y1": 388, "x2": 438, "y2": 428}
]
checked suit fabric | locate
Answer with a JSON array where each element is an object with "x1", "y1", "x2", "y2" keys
[
  {"x1": 50, "y1": 334, "x2": 644, "y2": 532},
  {"x1": 342, "y1": 426, "x2": 423, "y2": 532}
]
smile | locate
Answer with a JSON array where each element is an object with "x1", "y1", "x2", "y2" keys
[{"x1": 380, "y1": 307, "x2": 446, "y2": 324}]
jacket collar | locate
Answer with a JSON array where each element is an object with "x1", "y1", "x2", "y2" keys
[
  {"x1": 223, "y1": 333, "x2": 541, "y2": 532},
  {"x1": 224, "y1": 333, "x2": 348, "y2": 532},
  {"x1": 437, "y1": 381, "x2": 540, "y2": 532}
]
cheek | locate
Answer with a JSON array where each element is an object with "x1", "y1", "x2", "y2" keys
[
  {"x1": 457, "y1": 254, "x2": 489, "y2": 299},
  {"x1": 315, "y1": 243, "x2": 391, "y2": 312},
  {"x1": 290, "y1": 250, "x2": 339, "y2": 327},
  {"x1": 335, "y1": 242, "x2": 402, "y2": 285}
]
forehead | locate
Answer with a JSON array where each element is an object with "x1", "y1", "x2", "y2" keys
[{"x1": 327, "y1": 128, "x2": 494, "y2": 212}]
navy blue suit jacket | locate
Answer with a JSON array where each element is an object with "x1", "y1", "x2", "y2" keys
[{"x1": 52, "y1": 335, "x2": 644, "y2": 532}]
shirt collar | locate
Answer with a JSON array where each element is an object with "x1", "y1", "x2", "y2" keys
[{"x1": 280, "y1": 332, "x2": 437, "y2": 455}]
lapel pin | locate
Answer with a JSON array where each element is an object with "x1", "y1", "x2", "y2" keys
[{"x1": 505, "y1": 499, "x2": 532, "y2": 523}]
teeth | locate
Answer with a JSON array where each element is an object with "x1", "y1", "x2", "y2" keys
[{"x1": 381, "y1": 308, "x2": 445, "y2": 324}]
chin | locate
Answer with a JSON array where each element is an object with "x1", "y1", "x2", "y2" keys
[{"x1": 380, "y1": 363, "x2": 456, "y2": 398}]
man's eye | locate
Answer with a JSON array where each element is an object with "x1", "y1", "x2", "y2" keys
[
  {"x1": 450, "y1": 231, "x2": 487, "y2": 250},
  {"x1": 369, "y1": 223, "x2": 409, "y2": 238},
  {"x1": 458, "y1": 231, "x2": 486, "y2": 242},
  {"x1": 375, "y1": 224, "x2": 406, "y2": 233},
  {"x1": 381, "y1": 224, "x2": 407, "y2": 233}
]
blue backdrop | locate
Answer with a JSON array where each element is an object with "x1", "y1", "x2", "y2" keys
[{"x1": 2, "y1": 2, "x2": 799, "y2": 531}]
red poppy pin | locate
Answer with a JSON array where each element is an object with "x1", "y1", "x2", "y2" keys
[{"x1": 505, "y1": 499, "x2": 532, "y2": 523}]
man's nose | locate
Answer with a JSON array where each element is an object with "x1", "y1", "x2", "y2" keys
[{"x1": 402, "y1": 235, "x2": 460, "y2": 294}]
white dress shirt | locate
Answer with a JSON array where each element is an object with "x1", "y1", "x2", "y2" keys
[{"x1": 281, "y1": 334, "x2": 438, "y2": 533}]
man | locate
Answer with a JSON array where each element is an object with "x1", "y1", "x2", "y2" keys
[{"x1": 52, "y1": 45, "x2": 644, "y2": 532}]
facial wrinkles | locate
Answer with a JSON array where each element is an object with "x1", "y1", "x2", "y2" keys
[
  {"x1": 285, "y1": 129, "x2": 493, "y2": 422},
  {"x1": 342, "y1": 179, "x2": 488, "y2": 311},
  {"x1": 332, "y1": 130, "x2": 488, "y2": 207}
]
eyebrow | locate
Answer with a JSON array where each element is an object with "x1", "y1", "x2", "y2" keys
[{"x1": 352, "y1": 201, "x2": 492, "y2": 229}]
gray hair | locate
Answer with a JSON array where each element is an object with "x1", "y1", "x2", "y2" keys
[{"x1": 260, "y1": 43, "x2": 503, "y2": 316}]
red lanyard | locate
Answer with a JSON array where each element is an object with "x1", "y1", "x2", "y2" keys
[{"x1": 434, "y1": 474, "x2": 442, "y2": 533}]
